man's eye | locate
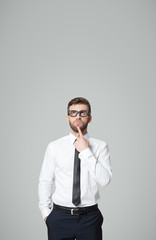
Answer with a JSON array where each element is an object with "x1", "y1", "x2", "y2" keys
[
  {"x1": 69, "y1": 111, "x2": 77, "y2": 116},
  {"x1": 80, "y1": 111, "x2": 85, "y2": 115}
]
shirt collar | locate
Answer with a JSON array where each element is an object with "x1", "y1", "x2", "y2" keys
[{"x1": 69, "y1": 132, "x2": 89, "y2": 144}]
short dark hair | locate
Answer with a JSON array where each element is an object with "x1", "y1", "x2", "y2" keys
[{"x1": 67, "y1": 97, "x2": 91, "y2": 115}]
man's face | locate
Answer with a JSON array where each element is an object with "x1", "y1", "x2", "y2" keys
[{"x1": 66, "y1": 104, "x2": 92, "y2": 133}]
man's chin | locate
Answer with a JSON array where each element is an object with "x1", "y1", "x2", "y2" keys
[
  {"x1": 73, "y1": 126, "x2": 86, "y2": 133},
  {"x1": 69, "y1": 122, "x2": 88, "y2": 133},
  {"x1": 70, "y1": 126, "x2": 80, "y2": 133},
  {"x1": 72, "y1": 127, "x2": 79, "y2": 133},
  {"x1": 73, "y1": 124, "x2": 82, "y2": 132}
]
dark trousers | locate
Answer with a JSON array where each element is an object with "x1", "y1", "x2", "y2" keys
[{"x1": 46, "y1": 208, "x2": 103, "y2": 240}]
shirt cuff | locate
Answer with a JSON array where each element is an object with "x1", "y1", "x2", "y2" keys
[
  {"x1": 79, "y1": 148, "x2": 93, "y2": 161},
  {"x1": 41, "y1": 208, "x2": 52, "y2": 220}
]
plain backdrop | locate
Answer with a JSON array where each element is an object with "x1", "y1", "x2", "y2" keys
[{"x1": 0, "y1": 1, "x2": 156, "y2": 239}]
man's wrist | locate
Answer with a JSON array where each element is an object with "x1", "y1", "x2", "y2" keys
[
  {"x1": 79, "y1": 147, "x2": 93, "y2": 159},
  {"x1": 79, "y1": 147, "x2": 88, "y2": 152}
]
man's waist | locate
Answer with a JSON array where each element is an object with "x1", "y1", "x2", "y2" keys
[{"x1": 53, "y1": 203, "x2": 98, "y2": 215}]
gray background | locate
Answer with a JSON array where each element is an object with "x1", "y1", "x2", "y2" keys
[{"x1": 1, "y1": 0, "x2": 156, "y2": 239}]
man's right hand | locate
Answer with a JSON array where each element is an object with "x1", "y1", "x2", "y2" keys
[{"x1": 44, "y1": 216, "x2": 47, "y2": 223}]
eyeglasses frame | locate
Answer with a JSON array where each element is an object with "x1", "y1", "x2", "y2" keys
[{"x1": 68, "y1": 110, "x2": 90, "y2": 117}]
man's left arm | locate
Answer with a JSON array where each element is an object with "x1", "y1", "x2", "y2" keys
[
  {"x1": 74, "y1": 126, "x2": 112, "y2": 187},
  {"x1": 79, "y1": 143, "x2": 112, "y2": 187}
]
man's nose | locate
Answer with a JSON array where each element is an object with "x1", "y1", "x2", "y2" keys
[{"x1": 76, "y1": 113, "x2": 81, "y2": 118}]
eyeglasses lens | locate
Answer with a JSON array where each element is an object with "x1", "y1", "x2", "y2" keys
[{"x1": 69, "y1": 111, "x2": 88, "y2": 117}]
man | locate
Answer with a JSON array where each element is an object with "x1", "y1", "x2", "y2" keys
[{"x1": 38, "y1": 97, "x2": 112, "y2": 240}]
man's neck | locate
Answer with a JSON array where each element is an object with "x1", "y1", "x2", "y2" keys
[{"x1": 70, "y1": 128, "x2": 87, "y2": 138}]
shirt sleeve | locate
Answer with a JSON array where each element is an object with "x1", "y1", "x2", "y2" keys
[
  {"x1": 38, "y1": 143, "x2": 56, "y2": 219},
  {"x1": 79, "y1": 143, "x2": 112, "y2": 187}
]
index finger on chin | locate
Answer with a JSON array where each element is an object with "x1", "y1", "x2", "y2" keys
[{"x1": 77, "y1": 126, "x2": 83, "y2": 137}]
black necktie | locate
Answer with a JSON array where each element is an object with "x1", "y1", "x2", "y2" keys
[{"x1": 72, "y1": 148, "x2": 81, "y2": 206}]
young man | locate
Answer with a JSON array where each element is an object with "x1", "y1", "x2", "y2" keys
[{"x1": 38, "y1": 97, "x2": 112, "y2": 240}]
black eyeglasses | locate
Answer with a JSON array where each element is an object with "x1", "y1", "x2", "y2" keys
[{"x1": 68, "y1": 110, "x2": 89, "y2": 117}]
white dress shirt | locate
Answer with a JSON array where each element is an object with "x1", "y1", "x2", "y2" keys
[{"x1": 38, "y1": 132, "x2": 112, "y2": 219}]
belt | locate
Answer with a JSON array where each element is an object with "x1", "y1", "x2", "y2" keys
[{"x1": 53, "y1": 203, "x2": 98, "y2": 215}]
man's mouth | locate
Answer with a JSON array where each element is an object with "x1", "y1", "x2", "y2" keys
[{"x1": 75, "y1": 120, "x2": 81, "y2": 124}]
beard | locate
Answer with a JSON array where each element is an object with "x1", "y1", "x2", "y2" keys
[{"x1": 69, "y1": 119, "x2": 89, "y2": 133}]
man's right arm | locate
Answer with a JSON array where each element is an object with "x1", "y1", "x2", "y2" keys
[{"x1": 38, "y1": 143, "x2": 56, "y2": 220}]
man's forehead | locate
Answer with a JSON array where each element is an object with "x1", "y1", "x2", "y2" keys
[{"x1": 69, "y1": 104, "x2": 88, "y2": 110}]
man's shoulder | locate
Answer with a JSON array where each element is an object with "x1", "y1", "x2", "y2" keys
[
  {"x1": 48, "y1": 135, "x2": 69, "y2": 146},
  {"x1": 89, "y1": 137, "x2": 108, "y2": 148}
]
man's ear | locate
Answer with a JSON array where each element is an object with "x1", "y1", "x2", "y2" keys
[
  {"x1": 66, "y1": 115, "x2": 69, "y2": 123},
  {"x1": 88, "y1": 115, "x2": 92, "y2": 123}
]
